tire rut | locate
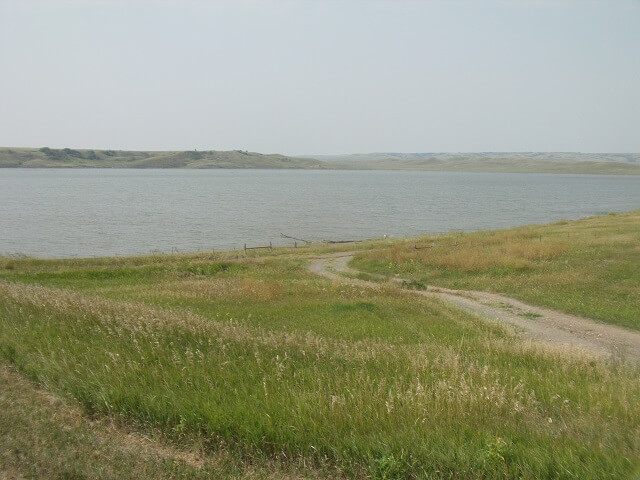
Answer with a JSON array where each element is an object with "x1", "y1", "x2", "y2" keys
[{"x1": 308, "y1": 253, "x2": 640, "y2": 365}]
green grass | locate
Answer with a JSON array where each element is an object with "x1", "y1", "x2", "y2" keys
[
  {"x1": 1, "y1": 230, "x2": 640, "y2": 478},
  {"x1": 0, "y1": 365, "x2": 340, "y2": 480},
  {"x1": 352, "y1": 210, "x2": 640, "y2": 330}
]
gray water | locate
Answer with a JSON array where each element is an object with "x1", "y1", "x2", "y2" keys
[{"x1": 1, "y1": 169, "x2": 639, "y2": 258}]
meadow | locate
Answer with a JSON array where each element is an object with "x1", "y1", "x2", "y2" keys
[
  {"x1": 353, "y1": 210, "x2": 640, "y2": 330},
  {"x1": 1, "y1": 213, "x2": 639, "y2": 479}
]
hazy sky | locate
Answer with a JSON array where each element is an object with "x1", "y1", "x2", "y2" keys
[{"x1": 1, "y1": 0, "x2": 639, "y2": 154}]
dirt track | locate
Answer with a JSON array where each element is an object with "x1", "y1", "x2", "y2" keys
[{"x1": 309, "y1": 253, "x2": 640, "y2": 364}]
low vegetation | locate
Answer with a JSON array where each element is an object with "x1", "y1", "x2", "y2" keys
[
  {"x1": 352, "y1": 210, "x2": 640, "y2": 330},
  {"x1": 0, "y1": 366, "x2": 335, "y2": 480},
  {"x1": 1, "y1": 213, "x2": 640, "y2": 479}
]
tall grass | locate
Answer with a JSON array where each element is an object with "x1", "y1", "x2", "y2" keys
[
  {"x1": 1, "y1": 247, "x2": 639, "y2": 478},
  {"x1": 352, "y1": 210, "x2": 640, "y2": 329}
]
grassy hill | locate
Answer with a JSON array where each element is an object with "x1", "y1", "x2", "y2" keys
[
  {"x1": 2, "y1": 147, "x2": 640, "y2": 174},
  {"x1": 0, "y1": 147, "x2": 325, "y2": 169},
  {"x1": 1, "y1": 212, "x2": 639, "y2": 478},
  {"x1": 306, "y1": 152, "x2": 640, "y2": 175}
]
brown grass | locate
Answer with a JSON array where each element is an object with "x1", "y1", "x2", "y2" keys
[
  {"x1": 152, "y1": 278, "x2": 285, "y2": 302},
  {"x1": 381, "y1": 234, "x2": 568, "y2": 272}
]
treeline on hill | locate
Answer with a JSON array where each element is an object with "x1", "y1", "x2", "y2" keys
[{"x1": 0, "y1": 147, "x2": 324, "y2": 169}]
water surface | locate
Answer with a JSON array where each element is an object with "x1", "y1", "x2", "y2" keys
[{"x1": 1, "y1": 169, "x2": 639, "y2": 258}]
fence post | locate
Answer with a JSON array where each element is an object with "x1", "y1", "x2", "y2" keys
[
  {"x1": 269, "y1": 241, "x2": 272, "y2": 250},
  {"x1": 294, "y1": 241, "x2": 297, "y2": 248},
  {"x1": 244, "y1": 243, "x2": 247, "y2": 252}
]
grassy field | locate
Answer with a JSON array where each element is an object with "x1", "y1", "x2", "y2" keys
[
  {"x1": 0, "y1": 366, "x2": 331, "y2": 480},
  {"x1": 352, "y1": 210, "x2": 640, "y2": 331},
  {"x1": 1, "y1": 216, "x2": 639, "y2": 478}
]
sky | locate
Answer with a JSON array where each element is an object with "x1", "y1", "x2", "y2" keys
[{"x1": 1, "y1": 0, "x2": 639, "y2": 155}]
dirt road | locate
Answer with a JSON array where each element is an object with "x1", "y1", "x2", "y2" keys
[{"x1": 309, "y1": 253, "x2": 640, "y2": 364}]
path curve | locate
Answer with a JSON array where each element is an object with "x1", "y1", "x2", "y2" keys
[{"x1": 309, "y1": 253, "x2": 640, "y2": 364}]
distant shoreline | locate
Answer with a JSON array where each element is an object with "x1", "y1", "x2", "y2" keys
[{"x1": 2, "y1": 147, "x2": 640, "y2": 175}]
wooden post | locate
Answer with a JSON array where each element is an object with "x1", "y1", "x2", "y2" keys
[
  {"x1": 269, "y1": 241, "x2": 272, "y2": 250},
  {"x1": 244, "y1": 243, "x2": 247, "y2": 252},
  {"x1": 294, "y1": 241, "x2": 297, "y2": 248}
]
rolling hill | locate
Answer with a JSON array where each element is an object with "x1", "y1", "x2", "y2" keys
[
  {"x1": 2, "y1": 147, "x2": 640, "y2": 174},
  {"x1": 0, "y1": 147, "x2": 325, "y2": 169},
  {"x1": 303, "y1": 152, "x2": 640, "y2": 174}
]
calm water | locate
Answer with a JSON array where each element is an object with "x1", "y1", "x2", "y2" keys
[{"x1": 1, "y1": 169, "x2": 639, "y2": 258}]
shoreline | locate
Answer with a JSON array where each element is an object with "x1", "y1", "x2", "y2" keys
[{"x1": 3, "y1": 209, "x2": 639, "y2": 261}]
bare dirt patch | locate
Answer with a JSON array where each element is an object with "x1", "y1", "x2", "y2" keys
[{"x1": 309, "y1": 253, "x2": 640, "y2": 364}]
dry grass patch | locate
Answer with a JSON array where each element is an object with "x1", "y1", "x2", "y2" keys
[
  {"x1": 376, "y1": 237, "x2": 567, "y2": 272},
  {"x1": 353, "y1": 210, "x2": 640, "y2": 329}
]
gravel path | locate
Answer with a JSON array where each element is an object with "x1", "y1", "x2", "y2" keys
[{"x1": 309, "y1": 252, "x2": 640, "y2": 364}]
